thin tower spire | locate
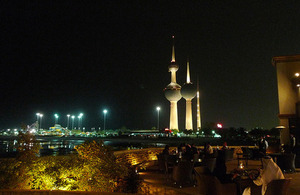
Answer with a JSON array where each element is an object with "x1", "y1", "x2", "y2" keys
[
  {"x1": 171, "y1": 36, "x2": 175, "y2": 62},
  {"x1": 196, "y1": 76, "x2": 201, "y2": 130},
  {"x1": 186, "y1": 58, "x2": 191, "y2": 83}
]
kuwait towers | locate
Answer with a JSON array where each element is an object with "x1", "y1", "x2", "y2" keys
[
  {"x1": 181, "y1": 60, "x2": 197, "y2": 130},
  {"x1": 164, "y1": 36, "x2": 182, "y2": 130}
]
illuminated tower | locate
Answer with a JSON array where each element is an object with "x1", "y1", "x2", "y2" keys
[
  {"x1": 196, "y1": 79, "x2": 201, "y2": 130},
  {"x1": 181, "y1": 59, "x2": 197, "y2": 130},
  {"x1": 164, "y1": 36, "x2": 182, "y2": 130}
]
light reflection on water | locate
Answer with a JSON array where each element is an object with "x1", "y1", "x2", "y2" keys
[{"x1": 0, "y1": 138, "x2": 166, "y2": 157}]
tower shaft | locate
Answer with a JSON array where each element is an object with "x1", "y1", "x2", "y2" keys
[
  {"x1": 185, "y1": 99, "x2": 193, "y2": 130},
  {"x1": 171, "y1": 71, "x2": 177, "y2": 83},
  {"x1": 170, "y1": 101, "x2": 179, "y2": 130}
]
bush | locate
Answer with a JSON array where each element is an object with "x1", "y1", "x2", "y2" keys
[{"x1": 0, "y1": 140, "x2": 134, "y2": 192}]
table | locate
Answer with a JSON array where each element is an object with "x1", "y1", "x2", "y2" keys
[
  {"x1": 231, "y1": 168, "x2": 260, "y2": 195},
  {"x1": 237, "y1": 153, "x2": 249, "y2": 167},
  {"x1": 268, "y1": 153, "x2": 296, "y2": 173}
]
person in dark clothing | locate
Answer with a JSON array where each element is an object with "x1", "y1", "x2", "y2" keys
[
  {"x1": 290, "y1": 134, "x2": 296, "y2": 153},
  {"x1": 213, "y1": 150, "x2": 232, "y2": 183},
  {"x1": 258, "y1": 136, "x2": 268, "y2": 156},
  {"x1": 185, "y1": 143, "x2": 193, "y2": 159},
  {"x1": 191, "y1": 143, "x2": 198, "y2": 155},
  {"x1": 162, "y1": 145, "x2": 170, "y2": 155}
]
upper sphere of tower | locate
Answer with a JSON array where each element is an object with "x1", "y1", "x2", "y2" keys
[
  {"x1": 181, "y1": 83, "x2": 197, "y2": 99},
  {"x1": 164, "y1": 83, "x2": 182, "y2": 101},
  {"x1": 168, "y1": 62, "x2": 179, "y2": 72}
]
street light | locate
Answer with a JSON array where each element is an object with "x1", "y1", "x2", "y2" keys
[
  {"x1": 36, "y1": 113, "x2": 40, "y2": 130},
  {"x1": 156, "y1": 107, "x2": 161, "y2": 130},
  {"x1": 71, "y1": 115, "x2": 75, "y2": 130},
  {"x1": 36, "y1": 113, "x2": 40, "y2": 121},
  {"x1": 79, "y1": 113, "x2": 83, "y2": 130},
  {"x1": 103, "y1": 109, "x2": 108, "y2": 130},
  {"x1": 78, "y1": 114, "x2": 83, "y2": 130},
  {"x1": 54, "y1": 114, "x2": 59, "y2": 124},
  {"x1": 39, "y1": 114, "x2": 43, "y2": 130},
  {"x1": 67, "y1": 114, "x2": 70, "y2": 129}
]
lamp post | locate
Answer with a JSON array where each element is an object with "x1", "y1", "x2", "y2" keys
[
  {"x1": 36, "y1": 113, "x2": 40, "y2": 130},
  {"x1": 103, "y1": 109, "x2": 107, "y2": 130},
  {"x1": 77, "y1": 113, "x2": 83, "y2": 130},
  {"x1": 156, "y1": 107, "x2": 161, "y2": 130},
  {"x1": 80, "y1": 113, "x2": 83, "y2": 130},
  {"x1": 40, "y1": 114, "x2": 43, "y2": 130},
  {"x1": 78, "y1": 115, "x2": 82, "y2": 130},
  {"x1": 71, "y1": 115, "x2": 75, "y2": 130},
  {"x1": 54, "y1": 114, "x2": 59, "y2": 125},
  {"x1": 67, "y1": 114, "x2": 70, "y2": 129}
]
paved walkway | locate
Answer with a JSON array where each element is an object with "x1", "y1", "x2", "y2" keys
[{"x1": 139, "y1": 159, "x2": 300, "y2": 195}]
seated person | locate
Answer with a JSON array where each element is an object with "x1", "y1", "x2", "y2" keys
[
  {"x1": 205, "y1": 142, "x2": 214, "y2": 155},
  {"x1": 221, "y1": 141, "x2": 229, "y2": 150},
  {"x1": 184, "y1": 143, "x2": 193, "y2": 159},
  {"x1": 242, "y1": 156, "x2": 284, "y2": 195},
  {"x1": 191, "y1": 143, "x2": 198, "y2": 155},
  {"x1": 213, "y1": 150, "x2": 232, "y2": 183},
  {"x1": 162, "y1": 145, "x2": 170, "y2": 155}
]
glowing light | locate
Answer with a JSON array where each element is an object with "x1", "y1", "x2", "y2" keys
[
  {"x1": 103, "y1": 109, "x2": 107, "y2": 114},
  {"x1": 295, "y1": 73, "x2": 300, "y2": 77},
  {"x1": 156, "y1": 107, "x2": 161, "y2": 111},
  {"x1": 297, "y1": 84, "x2": 300, "y2": 87},
  {"x1": 217, "y1": 123, "x2": 223, "y2": 128}
]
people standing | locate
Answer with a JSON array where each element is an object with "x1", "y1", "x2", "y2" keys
[
  {"x1": 258, "y1": 136, "x2": 268, "y2": 156},
  {"x1": 290, "y1": 134, "x2": 296, "y2": 153}
]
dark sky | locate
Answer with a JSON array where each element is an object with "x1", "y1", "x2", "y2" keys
[{"x1": 1, "y1": 1, "x2": 300, "y2": 130}]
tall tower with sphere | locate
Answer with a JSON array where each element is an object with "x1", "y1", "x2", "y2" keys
[
  {"x1": 164, "y1": 36, "x2": 182, "y2": 130},
  {"x1": 181, "y1": 59, "x2": 197, "y2": 130}
]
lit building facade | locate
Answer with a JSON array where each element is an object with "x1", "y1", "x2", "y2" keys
[
  {"x1": 272, "y1": 55, "x2": 300, "y2": 145},
  {"x1": 181, "y1": 60, "x2": 197, "y2": 130},
  {"x1": 164, "y1": 36, "x2": 182, "y2": 130}
]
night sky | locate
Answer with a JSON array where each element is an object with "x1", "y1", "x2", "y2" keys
[{"x1": 1, "y1": 1, "x2": 300, "y2": 130}]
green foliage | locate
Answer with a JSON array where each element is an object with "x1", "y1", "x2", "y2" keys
[
  {"x1": 249, "y1": 127, "x2": 266, "y2": 140},
  {"x1": 0, "y1": 140, "x2": 131, "y2": 192},
  {"x1": 16, "y1": 131, "x2": 41, "y2": 161},
  {"x1": 171, "y1": 129, "x2": 179, "y2": 135},
  {"x1": 75, "y1": 140, "x2": 128, "y2": 192}
]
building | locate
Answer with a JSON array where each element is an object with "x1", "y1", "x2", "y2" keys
[
  {"x1": 272, "y1": 54, "x2": 300, "y2": 146},
  {"x1": 164, "y1": 36, "x2": 182, "y2": 130},
  {"x1": 181, "y1": 60, "x2": 197, "y2": 130}
]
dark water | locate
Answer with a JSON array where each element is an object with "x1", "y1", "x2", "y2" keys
[{"x1": 0, "y1": 136, "x2": 167, "y2": 158}]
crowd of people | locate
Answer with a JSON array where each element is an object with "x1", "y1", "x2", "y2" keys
[{"x1": 159, "y1": 138, "x2": 291, "y2": 195}]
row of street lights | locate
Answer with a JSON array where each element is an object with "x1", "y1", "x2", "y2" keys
[{"x1": 35, "y1": 106, "x2": 160, "y2": 131}]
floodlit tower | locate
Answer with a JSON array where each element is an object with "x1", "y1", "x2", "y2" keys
[
  {"x1": 181, "y1": 59, "x2": 197, "y2": 130},
  {"x1": 196, "y1": 79, "x2": 201, "y2": 130},
  {"x1": 164, "y1": 36, "x2": 182, "y2": 130}
]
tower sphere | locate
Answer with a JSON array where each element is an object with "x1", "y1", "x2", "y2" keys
[
  {"x1": 164, "y1": 83, "x2": 182, "y2": 101},
  {"x1": 168, "y1": 62, "x2": 179, "y2": 72},
  {"x1": 181, "y1": 83, "x2": 197, "y2": 99}
]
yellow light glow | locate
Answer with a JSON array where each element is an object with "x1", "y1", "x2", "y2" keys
[
  {"x1": 295, "y1": 73, "x2": 300, "y2": 77},
  {"x1": 297, "y1": 84, "x2": 300, "y2": 87}
]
